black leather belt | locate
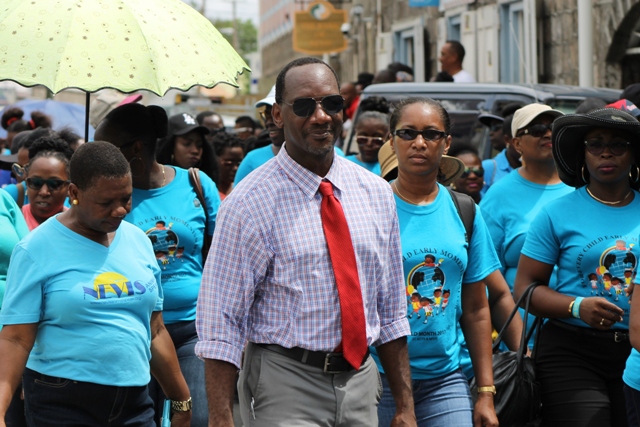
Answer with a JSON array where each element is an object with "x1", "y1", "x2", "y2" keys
[
  {"x1": 550, "y1": 319, "x2": 629, "y2": 342},
  {"x1": 255, "y1": 343, "x2": 369, "y2": 374}
]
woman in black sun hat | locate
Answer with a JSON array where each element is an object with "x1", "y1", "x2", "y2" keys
[{"x1": 515, "y1": 108, "x2": 640, "y2": 427}]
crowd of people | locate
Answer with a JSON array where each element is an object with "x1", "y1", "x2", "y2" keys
[{"x1": 1, "y1": 54, "x2": 640, "y2": 427}]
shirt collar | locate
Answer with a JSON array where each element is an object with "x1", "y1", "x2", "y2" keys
[{"x1": 276, "y1": 142, "x2": 346, "y2": 200}]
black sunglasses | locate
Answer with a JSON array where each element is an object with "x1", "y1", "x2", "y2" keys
[
  {"x1": 584, "y1": 140, "x2": 630, "y2": 156},
  {"x1": 393, "y1": 129, "x2": 448, "y2": 142},
  {"x1": 356, "y1": 135, "x2": 386, "y2": 147},
  {"x1": 517, "y1": 123, "x2": 552, "y2": 138},
  {"x1": 282, "y1": 95, "x2": 344, "y2": 118},
  {"x1": 460, "y1": 167, "x2": 484, "y2": 178},
  {"x1": 489, "y1": 123, "x2": 503, "y2": 132},
  {"x1": 26, "y1": 177, "x2": 70, "y2": 191}
]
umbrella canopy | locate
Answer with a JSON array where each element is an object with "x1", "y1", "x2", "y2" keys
[
  {"x1": 0, "y1": 0, "x2": 250, "y2": 96},
  {"x1": 0, "y1": 99, "x2": 95, "y2": 140}
]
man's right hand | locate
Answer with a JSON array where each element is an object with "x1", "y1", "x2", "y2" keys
[{"x1": 390, "y1": 410, "x2": 418, "y2": 426}]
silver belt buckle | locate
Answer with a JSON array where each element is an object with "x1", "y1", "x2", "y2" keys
[
  {"x1": 614, "y1": 332, "x2": 627, "y2": 342},
  {"x1": 323, "y1": 352, "x2": 343, "y2": 374}
]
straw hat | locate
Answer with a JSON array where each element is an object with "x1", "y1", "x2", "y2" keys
[
  {"x1": 552, "y1": 108, "x2": 640, "y2": 187},
  {"x1": 378, "y1": 140, "x2": 465, "y2": 186}
]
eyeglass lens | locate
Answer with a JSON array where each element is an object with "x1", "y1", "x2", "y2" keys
[
  {"x1": 584, "y1": 140, "x2": 630, "y2": 156},
  {"x1": 394, "y1": 129, "x2": 447, "y2": 141},
  {"x1": 288, "y1": 95, "x2": 344, "y2": 118},
  {"x1": 356, "y1": 136, "x2": 386, "y2": 146},
  {"x1": 26, "y1": 178, "x2": 69, "y2": 191},
  {"x1": 460, "y1": 167, "x2": 484, "y2": 178}
]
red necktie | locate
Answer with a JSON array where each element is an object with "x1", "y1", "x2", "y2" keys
[{"x1": 318, "y1": 181, "x2": 368, "y2": 370}]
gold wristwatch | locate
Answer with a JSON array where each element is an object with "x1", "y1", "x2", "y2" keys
[
  {"x1": 171, "y1": 397, "x2": 193, "y2": 412},
  {"x1": 477, "y1": 386, "x2": 496, "y2": 395}
]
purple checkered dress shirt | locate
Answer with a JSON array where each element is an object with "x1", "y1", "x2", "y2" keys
[{"x1": 195, "y1": 144, "x2": 409, "y2": 369}]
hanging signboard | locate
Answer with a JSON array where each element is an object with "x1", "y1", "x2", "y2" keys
[
  {"x1": 293, "y1": 1, "x2": 347, "y2": 54},
  {"x1": 409, "y1": 0, "x2": 439, "y2": 6}
]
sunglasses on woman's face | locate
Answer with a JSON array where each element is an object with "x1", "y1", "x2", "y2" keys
[
  {"x1": 460, "y1": 167, "x2": 484, "y2": 178},
  {"x1": 26, "y1": 177, "x2": 70, "y2": 191},
  {"x1": 393, "y1": 129, "x2": 447, "y2": 142},
  {"x1": 356, "y1": 135, "x2": 386, "y2": 147},
  {"x1": 517, "y1": 123, "x2": 552, "y2": 138},
  {"x1": 584, "y1": 139, "x2": 630, "y2": 156},
  {"x1": 282, "y1": 95, "x2": 344, "y2": 118}
]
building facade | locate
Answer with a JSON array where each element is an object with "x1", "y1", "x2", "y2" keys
[{"x1": 258, "y1": 0, "x2": 640, "y2": 93}]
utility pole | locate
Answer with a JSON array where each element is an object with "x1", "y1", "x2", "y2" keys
[{"x1": 232, "y1": 0, "x2": 239, "y2": 51}]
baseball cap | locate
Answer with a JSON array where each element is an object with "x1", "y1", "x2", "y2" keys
[
  {"x1": 606, "y1": 99, "x2": 640, "y2": 118},
  {"x1": 255, "y1": 85, "x2": 276, "y2": 108},
  {"x1": 168, "y1": 113, "x2": 210, "y2": 136},
  {"x1": 511, "y1": 104, "x2": 564, "y2": 137}
]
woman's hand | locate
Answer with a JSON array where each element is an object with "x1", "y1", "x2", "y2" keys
[
  {"x1": 579, "y1": 297, "x2": 624, "y2": 330},
  {"x1": 171, "y1": 410, "x2": 192, "y2": 427},
  {"x1": 473, "y1": 394, "x2": 499, "y2": 427}
]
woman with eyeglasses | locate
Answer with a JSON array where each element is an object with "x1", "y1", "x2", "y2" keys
[
  {"x1": 157, "y1": 113, "x2": 219, "y2": 184},
  {"x1": 20, "y1": 136, "x2": 73, "y2": 231},
  {"x1": 95, "y1": 104, "x2": 220, "y2": 427},
  {"x1": 372, "y1": 97, "x2": 500, "y2": 427},
  {"x1": 345, "y1": 111, "x2": 388, "y2": 175},
  {"x1": 513, "y1": 108, "x2": 640, "y2": 427},
  {"x1": 212, "y1": 131, "x2": 244, "y2": 200},
  {"x1": 448, "y1": 145, "x2": 484, "y2": 203},
  {"x1": 479, "y1": 104, "x2": 572, "y2": 295}
]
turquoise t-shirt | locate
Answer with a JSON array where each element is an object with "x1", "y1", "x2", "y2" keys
[
  {"x1": 0, "y1": 189, "x2": 28, "y2": 312},
  {"x1": 479, "y1": 170, "x2": 573, "y2": 290},
  {"x1": 3, "y1": 181, "x2": 28, "y2": 206},
  {"x1": 625, "y1": 350, "x2": 640, "y2": 391},
  {"x1": 234, "y1": 145, "x2": 275, "y2": 185},
  {"x1": 125, "y1": 167, "x2": 219, "y2": 324},
  {"x1": 0, "y1": 218, "x2": 162, "y2": 386},
  {"x1": 371, "y1": 184, "x2": 500, "y2": 379},
  {"x1": 522, "y1": 187, "x2": 640, "y2": 329},
  {"x1": 345, "y1": 154, "x2": 381, "y2": 176}
]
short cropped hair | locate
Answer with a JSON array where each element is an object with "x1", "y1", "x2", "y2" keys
[
  {"x1": 70, "y1": 141, "x2": 130, "y2": 190},
  {"x1": 445, "y1": 40, "x2": 466, "y2": 63},
  {"x1": 275, "y1": 57, "x2": 340, "y2": 105}
]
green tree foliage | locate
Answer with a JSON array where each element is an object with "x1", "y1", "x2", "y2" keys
[{"x1": 212, "y1": 19, "x2": 258, "y2": 58}]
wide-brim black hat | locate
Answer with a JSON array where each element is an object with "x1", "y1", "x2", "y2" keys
[{"x1": 552, "y1": 108, "x2": 640, "y2": 187}]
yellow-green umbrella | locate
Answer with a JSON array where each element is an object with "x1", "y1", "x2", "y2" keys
[{"x1": 0, "y1": 0, "x2": 251, "y2": 137}]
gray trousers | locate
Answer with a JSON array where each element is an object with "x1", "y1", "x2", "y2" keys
[{"x1": 238, "y1": 343, "x2": 382, "y2": 427}]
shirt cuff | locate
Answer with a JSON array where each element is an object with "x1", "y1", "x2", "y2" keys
[
  {"x1": 375, "y1": 317, "x2": 411, "y2": 347},
  {"x1": 195, "y1": 340, "x2": 244, "y2": 370}
]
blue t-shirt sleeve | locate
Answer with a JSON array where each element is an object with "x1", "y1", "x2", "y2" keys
[
  {"x1": 479, "y1": 193, "x2": 506, "y2": 273},
  {"x1": 3, "y1": 184, "x2": 18, "y2": 203},
  {"x1": 1, "y1": 190, "x2": 28, "y2": 238},
  {"x1": 199, "y1": 171, "x2": 220, "y2": 235},
  {"x1": 0, "y1": 246, "x2": 43, "y2": 324},
  {"x1": 463, "y1": 207, "x2": 501, "y2": 284},
  {"x1": 521, "y1": 208, "x2": 559, "y2": 265},
  {"x1": 234, "y1": 154, "x2": 255, "y2": 185}
]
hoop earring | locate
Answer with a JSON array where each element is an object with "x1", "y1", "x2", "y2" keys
[
  {"x1": 128, "y1": 157, "x2": 146, "y2": 178},
  {"x1": 630, "y1": 165, "x2": 640, "y2": 184},
  {"x1": 581, "y1": 165, "x2": 588, "y2": 184}
]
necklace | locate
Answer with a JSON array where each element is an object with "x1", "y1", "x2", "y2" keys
[
  {"x1": 160, "y1": 164, "x2": 166, "y2": 187},
  {"x1": 586, "y1": 187, "x2": 632, "y2": 205},
  {"x1": 393, "y1": 181, "x2": 430, "y2": 205}
]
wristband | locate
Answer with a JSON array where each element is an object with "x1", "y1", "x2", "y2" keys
[{"x1": 571, "y1": 297, "x2": 583, "y2": 319}]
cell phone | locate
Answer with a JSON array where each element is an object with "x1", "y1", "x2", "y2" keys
[{"x1": 161, "y1": 399, "x2": 171, "y2": 427}]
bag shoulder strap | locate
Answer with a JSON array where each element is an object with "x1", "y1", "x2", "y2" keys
[
  {"x1": 17, "y1": 181, "x2": 25, "y2": 208},
  {"x1": 447, "y1": 188, "x2": 475, "y2": 245},
  {"x1": 188, "y1": 168, "x2": 210, "y2": 262}
]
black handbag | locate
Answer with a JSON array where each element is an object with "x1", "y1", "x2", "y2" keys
[{"x1": 470, "y1": 282, "x2": 543, "y2": 427}]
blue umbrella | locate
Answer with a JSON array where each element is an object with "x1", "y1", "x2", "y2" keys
[{"x1": 0, "y1": 99, "x2": 95, "y2": 140}]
